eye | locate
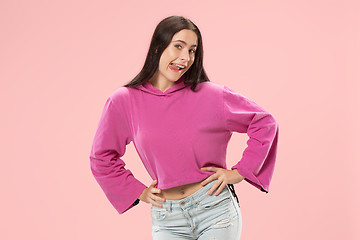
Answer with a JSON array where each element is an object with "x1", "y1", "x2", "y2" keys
[
  {"x1": 175, "y1": 44, "x2": 182, "y2": 49},
  {"x1": 190, "y1": 49, "x2": 196, "y2": 54}
]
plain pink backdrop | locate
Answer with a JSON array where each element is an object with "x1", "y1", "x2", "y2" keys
[{"x1": 1, "y1": 0, "x2": 359, "y2": 239}]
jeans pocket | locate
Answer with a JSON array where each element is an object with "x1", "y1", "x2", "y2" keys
[{"x1": 198, "y1": 194, "x2": 232, "y2": 210}]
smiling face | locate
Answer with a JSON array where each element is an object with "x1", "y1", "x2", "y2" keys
[{"x1": 151, "y1": 29, "x2": 198, "y2": 86}]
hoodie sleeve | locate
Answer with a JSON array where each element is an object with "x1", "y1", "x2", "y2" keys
[
  {"x1": 89, "y1": 96, "x2": 147, "y2": 214},
  {"x1": 223, "y1": 86, "x2": 279, "y2": 193}
]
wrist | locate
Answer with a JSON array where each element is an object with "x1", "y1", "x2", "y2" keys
[
  {"x1": 232, "y1": 169, "x2": 245, "y2": 180},
  {"x1": 138, "y1": 188, "x2": 147, "y2": 202}
]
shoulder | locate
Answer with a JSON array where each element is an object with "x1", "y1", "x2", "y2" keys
[
  {"x1": 195, "y1": 81, "x2": 224, "y2": 95},
  {"x1": 107, "y1": 86, "x2": 132, "y2": 109},
  {"x1": 110, "y1": 86, "x2": 131, "y2": 99},
  {"x1": 200, "y1": 82, "x2": 253, "y2": 105}
]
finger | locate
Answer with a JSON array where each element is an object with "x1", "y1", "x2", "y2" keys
[
  {"x1": 152, "y1": 193, "x2": 166, "y2": 202},
  {"x1": 150, "y1": 179, "x2": 157, "y2": 187},
  {"x1": 201, "y1": 167, "x2": 216, "y2": 172},
  {"x1": 150, "y1": 187, "x2": 161, "y2": 194},
  {"x1": 150, "y1": 180, "x2": 162, "y2": 193},
  {"x1": 201, "y1": 175, "x2": 216, "y2": 186},
  {"x1": 214, "y1": 181, "x2": 227, "y2": 196},
  {"x1": 152, "y1": 201, "x2": 163, "y2": 208},
  {"x1": 150, "y1": 198, "x2": 163, "y2": 208},
  {"x1": 207, "y1": 179, "x2": 221, "y2": 195}
]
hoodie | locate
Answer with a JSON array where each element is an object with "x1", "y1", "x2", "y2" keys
[{"x1": 89, "y1": 76, "x2": 279, "y2": 215}]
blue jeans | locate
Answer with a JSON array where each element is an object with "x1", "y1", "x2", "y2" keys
[{"x1": 151, "y1": 179, "x2": 242, "y2": 239}]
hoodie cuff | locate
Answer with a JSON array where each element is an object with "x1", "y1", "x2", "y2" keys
[{"x1": 132, "y1": 199, "x2": 140, "y2": 206}]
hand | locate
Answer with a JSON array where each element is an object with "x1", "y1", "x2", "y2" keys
[
  {"x1": 200, "y1": 167, "x2": 245, "y2": 196},
  {"x1": 138, "y1": 180, "x2": 166, "y2": 207}
]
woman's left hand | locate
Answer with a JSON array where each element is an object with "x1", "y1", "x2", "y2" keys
[{"x1": 200, "y1": 167, "x2": 245, "y2": 196}]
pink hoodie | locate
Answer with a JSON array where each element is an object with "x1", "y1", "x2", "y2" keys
[{"x1": 89, "y1": 76, "x2": 279, "y2": 214}]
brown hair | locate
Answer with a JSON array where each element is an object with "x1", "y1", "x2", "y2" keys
[{"x1": 123, "y1": 15, "x2": 210, "y2": 91}]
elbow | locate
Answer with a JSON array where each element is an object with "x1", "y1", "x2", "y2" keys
[
  {"x1": 268, "y1": 112, "x2": 278, "y2": 125},
  {"x1": 268, "y1": 113, "x2": 279, "y2": 131},
  {"x1": 89, "y1": 155, "x2": 112, "y2": 176}
]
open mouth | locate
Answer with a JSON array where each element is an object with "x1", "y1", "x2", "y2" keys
[{"x1": 169, "y1": 63, "x2": 186, "y2": 71}]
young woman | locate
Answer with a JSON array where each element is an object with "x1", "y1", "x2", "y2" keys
[{"x1": 90, "y1": 15, "x2": 279, "y2": 240}]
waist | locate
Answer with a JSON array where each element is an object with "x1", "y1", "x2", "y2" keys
[
  {"x1": 152, "y1": 179, "x2": 228, "y2": 210},
  {"x1": 155, "y1": 180, "x2": 204, "y2": 200}
]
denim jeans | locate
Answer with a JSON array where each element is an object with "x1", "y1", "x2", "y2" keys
[{"x1": 151, "y1": 179, "x2": 242, "y2": 240}]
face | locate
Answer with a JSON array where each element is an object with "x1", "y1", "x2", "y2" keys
[{"x1": 153, "y1": 29, "x2": 198, "y2": 84}]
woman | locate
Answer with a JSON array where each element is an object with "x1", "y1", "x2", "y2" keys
[{"x1": 90, "y1": 15, "x2": 279, "y2": 240}]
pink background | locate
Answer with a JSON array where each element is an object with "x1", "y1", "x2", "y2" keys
[{"x1": 1, "y1": 0, "x2": 359, "y2": 239}]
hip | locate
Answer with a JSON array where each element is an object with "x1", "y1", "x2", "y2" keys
[{"x1": 151, "y1": 179, "x2": 242, "y2": 238}]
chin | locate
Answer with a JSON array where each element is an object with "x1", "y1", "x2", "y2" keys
[
  {"x1": 167, "y1": 75, "x2": 183, "y2": 82},
  {"x1": 162, "y1": 70, "x2": 186, "y2": 82}
]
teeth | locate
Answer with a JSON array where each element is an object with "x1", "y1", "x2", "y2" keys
[{"x1": 172, "y1": 63, "x2": 185, "y2": 69}]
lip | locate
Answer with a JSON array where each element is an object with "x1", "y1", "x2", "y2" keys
[
  {"x1": 170, "y1": 62, "x2": 187, "y2": 68},
  {"x1": 168, "y1": 64, "x2": 184, "y2": 72}
]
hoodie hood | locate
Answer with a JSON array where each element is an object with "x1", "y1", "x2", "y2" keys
[{"x1": 133, "y1": 75, "x2": 189, "y2": 96}]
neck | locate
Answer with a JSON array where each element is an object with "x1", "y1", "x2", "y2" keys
[{"x1": 149, "y1": 74, "x2": 181, "y2": 93}]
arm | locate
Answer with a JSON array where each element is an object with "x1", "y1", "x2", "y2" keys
[
  {"x1": 89, "y1": 96, "x2": 147, "y2": 214},
  {"x1": 223, "y1": 86, "x2": 279, "y2": 193}
]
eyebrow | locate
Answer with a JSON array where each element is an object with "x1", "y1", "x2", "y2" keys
[{"x1": 172, "y1": 40, "x2": 197, "y2": 47}]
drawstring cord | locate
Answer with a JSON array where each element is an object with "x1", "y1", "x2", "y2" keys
[{"x1": 227, "y1": 184, "x2": 239, "y2": 204}]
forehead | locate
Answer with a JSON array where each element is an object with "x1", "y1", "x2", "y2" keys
[{"x1": 172, "y1": 29, "x2": 198, "y2": 46}]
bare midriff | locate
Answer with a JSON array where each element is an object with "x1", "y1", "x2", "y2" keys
[{"x1": 154, "y1": 180, "x2": 205, "y2": 200}]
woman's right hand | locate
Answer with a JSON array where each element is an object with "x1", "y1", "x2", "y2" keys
[{"x1": 139, "y1": 180, "x2": 166, "y2": 207}]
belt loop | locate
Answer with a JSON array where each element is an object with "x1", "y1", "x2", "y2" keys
[
  {"x1": 164, "y1": 201, "x2": 169, "y2": 212},
  {"x1": 190, "y1": 197, "x2": 197, "y2": 208}
]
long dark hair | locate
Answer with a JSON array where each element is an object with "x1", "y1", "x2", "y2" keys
[{"x1": 123, "y1": 15, "x2": 210, "y2": 91}]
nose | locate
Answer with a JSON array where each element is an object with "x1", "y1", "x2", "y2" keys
[{"x1": 179, "y1": 49, "x2": 190, "y2": 62}]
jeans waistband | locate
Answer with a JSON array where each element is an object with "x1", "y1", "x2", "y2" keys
[{"x1": 153, "y1": 179, "x2": 239, "y2": 211}]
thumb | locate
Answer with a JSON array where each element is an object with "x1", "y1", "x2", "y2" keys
[{"x1": 150, "y1": 179, "x2": 157, "y2": 187}]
